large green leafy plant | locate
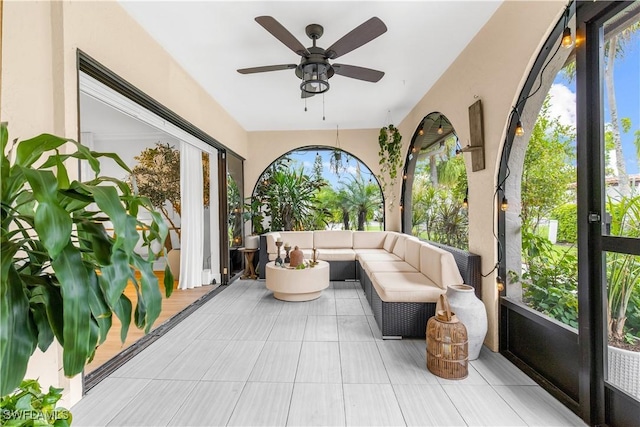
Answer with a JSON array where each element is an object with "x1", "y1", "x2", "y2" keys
[{"x1": 0, "y1": 123, "x2": 173, "y2": 396}]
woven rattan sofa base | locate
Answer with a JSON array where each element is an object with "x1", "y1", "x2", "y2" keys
[{"x1": 370, "y1": 285, "x2": 437, "y2": 338}]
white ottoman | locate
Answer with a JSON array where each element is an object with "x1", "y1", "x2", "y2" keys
[{"x1": 265, "y1": 261, "x2": 330, "y2": 301}]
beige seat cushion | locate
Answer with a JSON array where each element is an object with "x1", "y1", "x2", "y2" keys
[
  {"x1": 314, "y1": 230, "x2": 353, "y2": 248},
  {"x1": 354, "y1": 248, "x2": 389, "y2": 255},
  {"x1": 317, "y1": 248, "x2": 356, "y2": 261},
  {"x1": 356, "y1": 252, "x2": 402, "y2": 263},
  {"x1": 419, "y1": 243, "x2": 464, "y2": 289},
  {"x1": 370, "y1": 272, "x2": 446, "y2": 302},
  {"x1": 352, "y1": 231, "x2": 387, "y2": 249},
  {"x1": 362, "y1": 260, "x2": 418, "y2": 276}
]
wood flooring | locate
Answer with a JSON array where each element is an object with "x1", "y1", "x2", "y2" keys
[{"x1": 85, "y1": 273, "x2": 216, "y2": 373}]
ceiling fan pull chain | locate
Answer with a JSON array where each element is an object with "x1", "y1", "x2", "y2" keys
[{"x1": 323, "y1": 93, "x2": 325, "y2": 121}]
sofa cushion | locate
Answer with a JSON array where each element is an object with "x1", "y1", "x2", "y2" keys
[
  {"x1": 357, "y1": 252, "x2": 402, "y2": 263},
  {"x1": 362, "y1": 260, "x2": 417, "y2": 276},
  {"x1": 352, "y1": 231, "x2": 387, "y2": 249},
  {"x1": 391, "y1": 234, "x2": 418, "y2": 259},
  {"x1": 354, "y1": 248, "x2": 389, "y2": 255},
  {"x1": 420, "y1": 243, "x2": 464, "y2": 289},
  {"x1": 317, "y1": 248, "x2": 356, "y2": 261},
  {"x1": 279, "y1": 231, "x2": 314, "y2": 250},
  {"x1": 314, "y1": 230, "x2": 353, "y2": 248},
  {"x1": 370, "y1": 272, "x2": 446, "y2": 302},
  {"x1": 404, "y1": 239, "x2": 423, "y2": 270},
  {"x1": 383, "y1": 232, "x2": 400, "y2": 252}
]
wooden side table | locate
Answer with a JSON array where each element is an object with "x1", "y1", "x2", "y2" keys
[{"x1": 240, "y1": 248, "x2": 259, "y2": 279}]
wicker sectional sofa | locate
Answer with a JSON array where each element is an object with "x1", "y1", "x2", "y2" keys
[{"x1": 258, "y1": 230, "x2": 481, "y2": 338}]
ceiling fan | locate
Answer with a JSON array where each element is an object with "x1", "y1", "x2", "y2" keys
[{"x1": 237, "y1": 16, "x2": 387, "y2": 97}]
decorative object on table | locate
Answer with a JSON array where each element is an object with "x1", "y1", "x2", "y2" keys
[
  {"x1": 312, "y1": 247, "x2": 318, "y2": 263},
  {"x1": 244, "y1": 235, "x2": 260, "y2": 250},
  {"x1": 275, "y1": 240, "x2": 284, "y2": 266},
  {"x1": 445, "y1": 284, "x2": 487, "y2": 360},
  {"x1": 426, "y1": 295, "x2": 468, "y2": 379},
  {"x1": 284, "y1": 242, "x2": 291, "y2": 264},
  {"x1": 290, "y1": 245, "x2": 304, "y2": 268}
]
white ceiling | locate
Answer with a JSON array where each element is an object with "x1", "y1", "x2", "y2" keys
[{"x1": 118, "y1": 1, "x2": 502, "y2": 132}]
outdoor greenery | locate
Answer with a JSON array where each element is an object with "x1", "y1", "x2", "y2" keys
[
  {"x1": 552, "y1": 203, "x2": 577, "y2": 243},
  {"x1": 129, "y1": 143, "x2": 181, "y2": 247},
  {"x1": 251, "y1": 153, "x2": 383, "y2": 232},
  {"x1": 0, "y1": 123, "x2": 172, "y2": 396},
  {"x1": 521, "y1": 99, "x2": 576, "y2": 233},
  {"x1": 0, "y1": 379, "x2": 71, "y2": 426},
  {"x1": 517, "y1": 43, "x2": 640, "y2": 348},
  {"x1": 411, "y1": 135, "x2": 468, "y2": 249}
]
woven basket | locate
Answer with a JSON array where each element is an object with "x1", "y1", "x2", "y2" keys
[{"x1": 426, "y1": 295, "x2": 469, "y2": 379}]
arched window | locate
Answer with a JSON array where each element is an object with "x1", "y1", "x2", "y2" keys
[
  {"x1": 402, "y1": 113, "x2": 468, "y2": 249},
  {"x1": 250, "y1": 147, "x2": 383, "y2": 232}
]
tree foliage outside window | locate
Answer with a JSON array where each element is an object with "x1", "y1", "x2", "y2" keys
[
  {"x1": 251, "y1": 149, "x2": 383, "y2": 232},
  {"x1": 411, "y1": 135, "x2": 468, "y2": 249}
]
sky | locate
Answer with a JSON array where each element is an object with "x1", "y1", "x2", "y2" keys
[
  {"x1": 549, "y1": 28, "x2": 639, "y2": 175},
  {"x1": 285, "y1": 149, "x2": 377, "y2": 189}
]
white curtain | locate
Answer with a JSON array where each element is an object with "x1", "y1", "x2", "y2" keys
[
  {"x1": 209, "y1": 153, "x2": 221, "y2": 284},
  {"x1": 179, "y1": 142, "x2": 204, "y2": 290}
]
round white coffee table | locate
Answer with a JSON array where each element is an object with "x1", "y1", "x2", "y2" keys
[{"x1": 265, "y1": 260, "x2": 330, "y2": 301}]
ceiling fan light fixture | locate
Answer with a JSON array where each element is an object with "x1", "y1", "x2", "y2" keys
[{"x1": 300, "y1": 62, "x2": 330, "y2": 94}]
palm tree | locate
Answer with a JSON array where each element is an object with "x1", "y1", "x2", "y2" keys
[{"x1": 339, "y1": 174, "x2": 382, "y2": 231}]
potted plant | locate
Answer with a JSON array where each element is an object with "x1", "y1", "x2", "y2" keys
[
  {"x1": 0, "y1": 123, "x2": 172, "y2": 398},
  {"x1": 378, "y1": 124, "x2": 402, "y2": 210}
]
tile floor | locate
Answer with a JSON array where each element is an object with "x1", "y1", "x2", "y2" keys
[{"x1": 71, "y1": 279, "x2": 586, "y2": 426}]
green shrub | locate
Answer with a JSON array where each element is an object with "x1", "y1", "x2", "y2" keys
[
  {"x1": 552, "y1": 203, "x2": 577, "y2": 244},
  {"x1": 520, "y1": 231, "x2": 579, "y2": 328},
  {"x1": 0, "y1": 379, "x2": 71, "y2": 425}
]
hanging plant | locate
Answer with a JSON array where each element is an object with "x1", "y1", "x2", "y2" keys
[
  {"x1": 329, "y1": 149, "x2": 344, "y2": 175},
  {"x1": 330, "y1": 125, "x2": 345, "y2": 175},
  {"x1": 378, "y1": 124, "x2": 403, "y2": 210}
]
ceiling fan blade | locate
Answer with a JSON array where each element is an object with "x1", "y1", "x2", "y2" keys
[
  {"x1": 301, "y1": 91, "x2": 315, "y2": 99},
  {"x1": 255, "y1": 16, "x2": 309, "y2": 56},
  {"x1": 237, "y1": 64, "x2": 297, "y2": 74},
  {"x1": 332, "y1": 64, "x2": 385, "y2": 82},
  {"x1": 325, "y1": 17, "x2": 387, "y2": 59}
]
